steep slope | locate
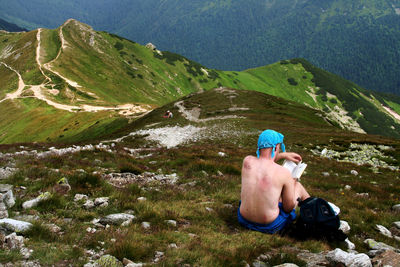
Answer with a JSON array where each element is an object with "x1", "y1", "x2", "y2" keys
[
  {"x1": 1, "y1": 20, "x2": 400, "y2": 144},
  {"x1": 0, "y1": 88, "x2": 399, "y2": 265},
  {"x1": 0, "y1": 18, "x2": 26, "y2": 32},
  {"x1": 1, "y1": 0, "x2": 400, "y2": 95}
]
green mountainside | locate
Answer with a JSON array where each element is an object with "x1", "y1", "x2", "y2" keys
[
  {"x1": 0, "y1": 20, "x2": 400, "y2": 145},
  {"x1": 1, "y1": 0, "x2": 400, "y2": 95},
  {"x1": 0, "y1": 87, "x2": 399, "y2": 265}
]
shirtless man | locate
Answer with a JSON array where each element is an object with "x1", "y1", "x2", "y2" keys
[{"x1": 238, "y1": 129, "x2": 310, "y2": 234}]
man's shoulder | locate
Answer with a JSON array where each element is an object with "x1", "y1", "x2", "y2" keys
[{"x1": 242, "y1": 155, "x2": 257, "y2": 170}]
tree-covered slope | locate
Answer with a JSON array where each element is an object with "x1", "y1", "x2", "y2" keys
[
  {"x1": 0, "y1": 20, "x2": 399, "y2": 144},
  {"x1": 1, "y1": 0, "x2": 400, "y2": 95}
]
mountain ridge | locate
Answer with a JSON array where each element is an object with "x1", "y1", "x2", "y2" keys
[{"x1": 0, "y1": 20, "x2": 399, "y2": 144}]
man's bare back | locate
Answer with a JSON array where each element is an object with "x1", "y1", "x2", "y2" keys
[{"x1": 237, "y1": 129, "x2": 310, "y2": 233}]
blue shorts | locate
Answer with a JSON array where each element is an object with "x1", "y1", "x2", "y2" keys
[{"x1": 237, "y1": 201, "x2": 296, "y2": 234}]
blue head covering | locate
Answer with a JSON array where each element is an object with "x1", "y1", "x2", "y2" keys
[{"x1": 256, "y1": 129, "x2": 286, "y2": 158}]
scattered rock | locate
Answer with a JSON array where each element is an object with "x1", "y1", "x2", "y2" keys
[
  {"x1": 94, "y1": 254, "x2": 123, "y2": 267},
  {"x1": 392, "y1": 204, "x2": 400, "y2": 212},
  {"x1": 375, "y1": 224, "x2": 392, "y2": 238},
  {"x1": 53, "y1": 177, "x2": 71, "y2": 195},
  {"x1": 325, "y1": 248, "x2": 371, "y2": 267},
  {"x1": 218, "y1": 152, "x2": 226, "y2": 157},
  {"x1": 350, "y1": 170, "x2": 359, "y2": 176},
  {"x1": 22, "y1": 192, "x2": 51, "y2": 209},
  {"x1": 340, "y1": 220, "x2": 351, "y2": 234},
  {"x1": 74, "y1": 194, "x2": 89, "y2": 202},
  {"x1": 141, "y1": 222, "x2": 150, "y2": 229},
  {"x1": 364, "y1": 239, "x2": 396, "y2": 251},
  {"x1": 99, "y1": 213, "x2": 135, "y2": 225},
  {"x1": 371, "y1": 249, "x2": 400, "y2": 267},
  {"x1": 104, "y1": 172, "x2": 179, "y2": 188},
  {"x1": 0, "y1": 202, "x2": 8, "y2": 219},
  {"x1": 165, "y1": 220, "x2": 177, "y2": 227},
  {"x1": 83, "y1": 200, "x2": 95, "y2": 209},
  {"x1": 94, "y1": 197, "x2": 109, "y2": 207},
  {"x1": 4, "y1": 232, "x2": 24, "y2": 249},
  {"x1": 0, "y1": 218, "x2": 33, "y2": 234},
  {"x1": 0, "y1": 167, "x2": 18, "y2": 180},
  {"x1": 0, "y1": 184, "x2": 15, "y2": 208},
  {"x1": 345, "y1": 238, "x2": 356, "y2": 250}
]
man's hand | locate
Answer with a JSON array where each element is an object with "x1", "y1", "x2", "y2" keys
[{"x1": 276, "y1": 152, "x2": 302, "y2": 163}]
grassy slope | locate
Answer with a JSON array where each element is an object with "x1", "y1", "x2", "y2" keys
[{"x1": 1, "y1": 89, "x2": 399, "y2": 265}]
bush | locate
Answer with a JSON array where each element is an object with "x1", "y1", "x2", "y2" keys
[
  {"x1": 287, "y1": 78, "x2": 298, "y2": 86},
  {"x1": 114, "y1": 41, "x2": 124, "y2": 51}
]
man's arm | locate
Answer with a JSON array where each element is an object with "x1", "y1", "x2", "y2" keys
[
  {"x1": 281, "y1": 174, "x2": 297, "y2": 213},
  {"x1": 276, "y1": 152, "x2": 302, "y2": 163}
]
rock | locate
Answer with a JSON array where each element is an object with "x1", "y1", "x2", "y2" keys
[
  {"x1": 326, "y1": 248, "x2": 371, "y2": 267},
  {"x1": 0, "y1": 218, "x2": 33, "y2": 234},
  {"x1": 356, "y1": 193, "x2": 369, "y2": 198},
  {"x1": 273, "y1": 264, "x2": 298, "y2": 267},
  {"x1": 46, "y1": 223, "x2": 61, "y2": 233},
  {"x1": 364, "y1": 239, "x2": 396, "y2": 251},
  {"x1": 321, "y1": 148, "x2": 328, "y2": 156},
  {"x1": 94, "y1": 254, "x2": 123, "y2": 267},
  {"x1": 392, "y1": 204, "x2": 400, "y2": 212},
  {"x1": 322, "y1": 172, "x2": 330, "y2": 177},
  {"x1": 126, "y1": 263, "x2": 143, "y2": 267},
  {"x1": 0, "y1": 184, "x2": 15, "y2": 208},
  {"x1": 340, "y1": 220, "x2": 351, "y2": 234},
  {"x1": 0, "y1": 167, "x2": 17, "y2": 180},
  {"x1": 83, "y1": 200, "x2": 95, "y2": 209},
  {"x1": 252, "y1": 261, "x2": 268, "y2": 267},
  {"x1": 344, "y1": 185, "x2": 352, "y2": 190},
  {"x1": 20, "y1": 246, "x2": 33, "y2": 259},
  {"x1": 201, "y1": 170, "x2": 209, "y2": 177},
  {"x1": 393, "y1": 221, "x2": 400, "y2": 229},
  {"x1": 145, "y1": 43, "x2": 156, "y2": 50},
  {"x1": 350, "y1": 170, "x2": 359, "y2": 176},
  {"x1": 297, "y1": 251, "x2": 329, "y2": 267},
  {"x1": 371, "y1": 249, "x2": 400, "y2": 267},
  {"x1": 165, "y1": 220, "x2": 177, "y2": 227},
  {"x1": 22, "y1": 192, "x2": 51, "y2": 209},
  {"x1": 217, "y1": 170, "x2": 224, "y2": 176},
  {"x1": 74, "y1": 194, "x2": 89, "y2": 202},
  {"x1": 121, "y1": 219, "x2": 133, "y2": 227},
  {"x1": 205, "y1": 207, "x2": 214, "y2": 212},
  {"x1": 0, "y1": 202, "x2": 8, "y2": 219},
  {"x1": 4, "y1": 232, "x2": 24, "y2": 249},
  {"x1": 153, "y1": 251, "x2": 164, "y2": 263},
  {"x1": 168, "y1": 243, "x2": 178, "y2": 249},
  {"x1": 345, "y1": 238, "x2": 356, "y2": 250},
  {"x1": 86, "y1": 227, "x2": 96, "y2": 234},
  {"x1": 137, "y1": 197, "x2": 146, "y2": 202},
  {"x1": 218, "y1": 152, "x2": 226, "y2": 157},
  {"x1": 94, "y1": 197, "x2": 109, "y2": 207},
  {"x1": 141, "y1": 222, "x2": 150, "y2": 229},
  {"x1": 99, "y1": 213, "x2": 135, "y2": 225},
  {"x1": 375, "y1": 224, "x2": 392, "y2": 238},
  {"x1": 12, "y1": 214, "x2": 39, "y2": 223}
]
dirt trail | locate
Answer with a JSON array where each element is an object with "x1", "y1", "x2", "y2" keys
[
  {"x1": 382, "y1": 105, "x2": 400, "y2": 122},
  {"x1": 0, "y1": 27, "x2": 151, "y2": 115}
]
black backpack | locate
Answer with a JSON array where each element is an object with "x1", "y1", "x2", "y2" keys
[{"x1": 293, "y1": 197, "x2": 347, "y2": 241}]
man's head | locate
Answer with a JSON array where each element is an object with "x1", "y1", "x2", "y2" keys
[{"x1": 256, "y1": 129, "x2": 286, "y2": 158}]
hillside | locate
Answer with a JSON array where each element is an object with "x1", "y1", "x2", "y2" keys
[
  {"x1": 0, "y1": 20, "x2": 400, "y2": 144},
  {"x1": 1, "y1": 0, "x2": 400, "y2": 95},
  {"x1": 0, "y1": 88, "x2": 399, "y2": 266}
]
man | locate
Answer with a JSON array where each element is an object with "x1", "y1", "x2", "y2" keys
[{"x1": 238, "y1": 129, "x2": 310, "y2": 234}]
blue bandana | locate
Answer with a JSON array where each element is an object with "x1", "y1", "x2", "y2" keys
[{"x1": 256, "y1": 129, "x2": 286, "y2": 158}]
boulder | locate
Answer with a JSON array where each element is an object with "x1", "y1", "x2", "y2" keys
[
  {"x1": 83, "y1": 200, "x2": 95, "y2": 209},
  {"x1": 0, "y1": 184, "x2": 15, "y2": 208},
  {"x1": 340, "y1": 220, "x2": 351, "y2": 234},
  {"x1": 94, "y1": 254, "x2": 123, "y2": 267},
  {"x1": 145, "y1": 43, "x2": 156, "y2": 50},
  {"x1": 94, "y1": 197, "x2": 109, "y2": 207},
  {"x1": 165, "y1": 220, "x2": 177, "y2": 227},
  {"x1": 371, "y1": 249, "x2": 400, "y2": 267},
  {"x1": 326, "y1": 248, "x2": 371, "y2": 267},
  {"x1": 99, "y1": 213, "x2": 135, "y2": 225},
  {"x1": 4, "y1": 232, "x2": 24, "y2": 250},
  {"x1": 22, "y1": 192, "x2": 51, "y2": 209},
  {"x1": 364, "y1": 239, "x2": 396, "y2": 251},
  {"x1": 0, "y1": 218, "x2": 33, "y2": 234},
  {"x1": 392, "y1": 204, "x2": 400, "y2": 212},
  {"x1": 375, "y1": 224, "x2": 392, "y2": 238}
]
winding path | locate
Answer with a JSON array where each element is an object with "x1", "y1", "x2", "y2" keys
[{"x1": 0, "y1": 25, "x2": 150, "y2": 115}]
